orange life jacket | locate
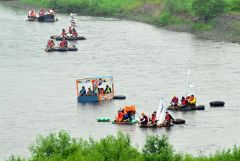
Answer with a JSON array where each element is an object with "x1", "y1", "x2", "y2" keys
[{"x1": 116, "y1": 112, "x2": 123, "y2": 122}]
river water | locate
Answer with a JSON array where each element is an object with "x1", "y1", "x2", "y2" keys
[{"x1": 1, "y1": 2, "x2": 240, "y2": 160}]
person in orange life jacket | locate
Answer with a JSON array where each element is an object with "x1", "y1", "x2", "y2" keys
[
  {"x1": 164, "y1": 111, "x2": 174, "y2": 125},
  {"x1": 28, "y1": 9, "x2": 36, "y2": 17},
  {"x1": 61, "y1": 29, "x2": 67, "y2": 37},
  {"x1": 59, "y1": 37, "x2": 68, "y2": 48},
  {"x1": 171, "y1": 96, "x2": 179, "y2": 106},
  {"x1": 72, "y1": 28, "x2": 78, "y2": 37},
  {"x1": 140, "y1": 113, "x2": 148, "y2": 125},
  {"x1": 115, "y1": 109, "x2": 124, "y2": 122},
  {"x1": 180, "y1": 96, "x2": 187, "y2": 108},
  {"x1": 47, "y1": 39, "x2": 55, "y2": 48},
  {"x1": 68, "y1": 26, "x2": 73, "y2": 34}
]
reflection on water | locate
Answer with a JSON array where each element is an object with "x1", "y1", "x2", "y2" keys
[{"x1": 1, "y1": 1, "x2": 240, "y2": 160}]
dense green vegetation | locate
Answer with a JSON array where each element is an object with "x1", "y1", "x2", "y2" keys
[
  {"x1": 20, "y1": 0, "x2": 240, "y2": 26},
  {"x1": 7, "y1": 131, "x2": 240, "y2": 161}
]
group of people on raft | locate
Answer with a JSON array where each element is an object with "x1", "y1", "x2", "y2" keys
[
  {"x1": 114, "y1": 106, "x2": 175, "y2": 126},
  {"x1": 46, "y1": 27, "x2": 79, "y2": 49},
  {"x1": 170, "y1": 95, "x2": 197, "y2": 109},
  {"x1": 79, "y1": 85, "x2": 112, "y2": 96},
  {"x1": 28, "y1": 9, "x2": 55, "y2": 17},
  {"x1": 115, "y1": 105, "x2": 136, "y2": 122},
  {"x1": 139, "y1": 111, "x2": 174, "y2": 126}
]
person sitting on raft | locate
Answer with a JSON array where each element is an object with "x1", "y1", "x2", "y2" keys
[
  {"x1": 188, "y1": 95, "x2": 197, "y2": 106},
  {"x1": 72, "y1": 28, "x2": 78, "y2": 37},
  {"x1": 164, "y1": 111, "x2": 174, "y2": 125},
  {"x1": 47, "y1": 39, "x2": 55, "y2": 49},
  {"x1": 150, "y1": 111, "x2": 157, "y2": 126},
  {"x1": 104, "y1": 85, "x2": 111, "y2": 94},
  {"x1": 39, "y1": 9, "x2": 45, "y2": 16},
  {"x1": 180, "y1": 96, "x2": 187, "y2": 108},
  {"x1": 140, "y1": 113, "x2": 148, "y2": 125},
  {"x1": 115, "y1": 109, "x2": 124, "y2": 122},
  {"x1": 87, "y1": 88, "x2": 93, "y2": 96},
  {"x1": 28, "y1": 9, "x2": 36, "y2": 17},
  {"x1": 61, "y1": 29, "x2": 67, "y2": 37},
  {"x1": 48, "y1": 9, "x2": 54, "y2": 15},
  {"x1": 59, "y1": 37, "x2": 68, "y2": 48},
  {"x1": 79, "y1": 86, "x2": 86, "y2": 96},
  {"x1": 68, "y1": 26, "x2": 73, "y2": 34},
  {"x1": 171, "y1": 96, "x2": 179, "y2": 106}
]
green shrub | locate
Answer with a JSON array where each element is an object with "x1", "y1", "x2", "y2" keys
[{"x1": 192, "y1": 0, "x2": 225, "y2": 21}]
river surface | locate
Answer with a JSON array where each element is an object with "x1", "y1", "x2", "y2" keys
[{"x1": 1, "y1": 2, "x2": 240, "y2": 160}]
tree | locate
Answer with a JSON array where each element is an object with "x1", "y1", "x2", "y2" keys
[{"x1": 192, "y1": 0, "x2": 225, "y2": 21}]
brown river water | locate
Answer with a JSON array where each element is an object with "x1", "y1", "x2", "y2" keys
[{"x1": 0, "y1": 1, "x2": 240, "y2": 160}]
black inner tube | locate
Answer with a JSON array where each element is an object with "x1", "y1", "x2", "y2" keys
[
  {"x1": 113, "y1": 95, "x2": 126, "y2": 100},
  {"x1": 210, "y1": 101, "x2": 225, "y2": 107}
]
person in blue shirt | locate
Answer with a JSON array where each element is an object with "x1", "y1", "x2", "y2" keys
[{"x1": 79, "y1": 86, "x2": 86, "y2": 96}]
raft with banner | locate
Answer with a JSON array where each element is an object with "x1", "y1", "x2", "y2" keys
[
  {"x1": 76, "y1": 76, "x2": 114, "y2": 103},
  {"x1": 50, "y1": 35, "x2": 86, "y2": 41},
  {"x1": 45, "y1": 46, "x2": 78, "y2": 52}
]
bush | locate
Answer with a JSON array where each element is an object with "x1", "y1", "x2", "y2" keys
[
  {"x1": 192, "y1": 0, "x2": 225, "y2": 21},
  {"x1": 142, "y1": 135, "x2": 176, "y2": 161}
]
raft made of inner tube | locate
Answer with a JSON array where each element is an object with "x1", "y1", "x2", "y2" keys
[
  {"x1": 112, "y1": 120, "x2": 138, "y2": 125},
  {"x1": 139, "y1": 123, "x2": 174, "y2": 128},
  {"x1": 50, "y1": 35, "x2": 86, "y2": 41},
  {"x1": 209, "y1": 101, "x2": 225, "y2": 107},
  {"x1": 167, "y1": 105, "x2": 205, "y2": 111},
  {"x1": 97, "y1": 117, "x2": 110, "y2": 122},
  {"x1": 113, "y1": 95, "x2": 126, "y2": 100},
  {"x1": 173, "y1": 119, "x2": 185, "y2": 124},
  {"x1": 26, "y1": 16, "x2": 37, "y2": 21},
  {"x1": 38, "y1": 14, "x2": 56, "y2": 22},
  {"x1": 45, "y1": 46, "x2": 78, "y2": 52}
]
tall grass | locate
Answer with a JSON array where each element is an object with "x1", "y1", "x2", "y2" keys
[{"x1": 7, "y1": 131, "x2": 240, "y2": 161}]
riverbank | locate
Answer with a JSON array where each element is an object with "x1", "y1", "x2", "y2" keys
[
  {"x1": 7, "y1": 131, "x2": 240, "y2": 161},
  {"x1": 18, "y1": 0, "x2": 240, "y2": 44}
]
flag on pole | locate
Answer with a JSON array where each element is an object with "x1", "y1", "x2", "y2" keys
[{"x1": 156, "y1": 98, "x2": 167, "y2": 124}]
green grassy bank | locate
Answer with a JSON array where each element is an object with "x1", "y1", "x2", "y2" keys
[
  {"x1": 19, "y1": 0, "x2": 240, "y2": 43},
  {"x1": 7, "y1": 131, "x2": 240, "y2": 161}
]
